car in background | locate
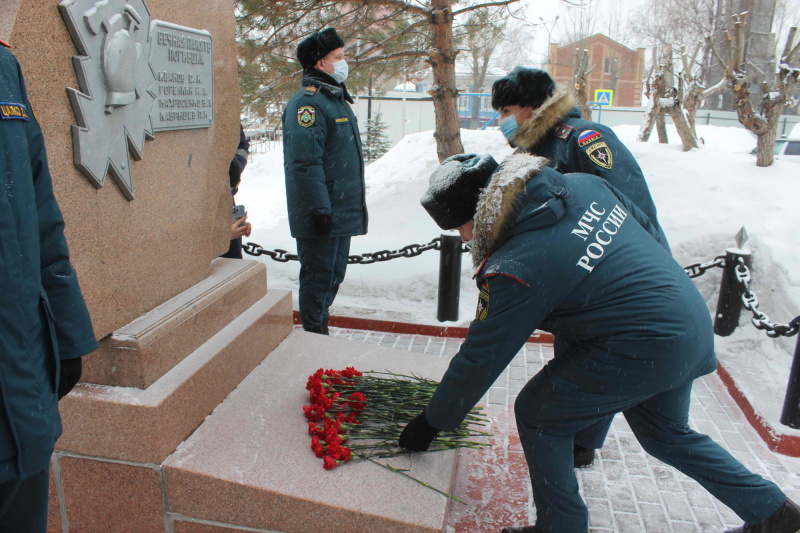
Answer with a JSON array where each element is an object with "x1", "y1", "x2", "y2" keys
[
  {"x1": 774, "y1": 137, "x2": 800, "y2": 162},
  {"x1": 750, "y1": 137, "x2": 800, "y2": 163}
]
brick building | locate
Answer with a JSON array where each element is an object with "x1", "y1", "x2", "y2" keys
[{"x1": 548, "y1": 34, "x2": 646, "y2": 107}]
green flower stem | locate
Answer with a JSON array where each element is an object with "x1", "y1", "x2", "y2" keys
[{"x1": 365, "y1": 458, "x2": 466, "y2": 505}]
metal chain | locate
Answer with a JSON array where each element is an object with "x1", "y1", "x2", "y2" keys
[
  {"x1": 348, "y1": 239, "x2": 442, "y2": 264},
  {"x1": 683, "y1": 255, "x2": 726, "y2": 278},
  {"x1": 242, "y1": 243, "x2": 299, "y2": 262},
  {"x1": 734, "y1": 257, "x2": 800, "y2": 338},
  {"x1": 244, "y1": 238, "x2": 458, "y2": 265},
  {"x1": 243, "y1": 242, "x2": 797, "y2": 338}
]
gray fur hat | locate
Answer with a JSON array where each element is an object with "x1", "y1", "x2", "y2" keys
[
  {"x1": 421, "y1": 153, "x2": 499, "y2": 230},
  {"x1": 297, "y1": 28, "x2": 345, "y2": 71},
  {"x1": 491, "y1": 67, "x2": 555, "y2": 110}
]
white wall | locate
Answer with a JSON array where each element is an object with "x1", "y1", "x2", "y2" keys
[
  {"x1": 352, "y1": 96, "x2": 800, "y2": 148},
  {"x1": 352, "y1": 97, "x2": 437, "y2": 147}
]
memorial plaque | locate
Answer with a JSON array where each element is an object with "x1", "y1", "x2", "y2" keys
[
  {"x1": 60, "y1": 0, "x2": 214, "y2": 200},
  {"x1": 149, "y1": 21, "x2": 213, "y2": 131}
]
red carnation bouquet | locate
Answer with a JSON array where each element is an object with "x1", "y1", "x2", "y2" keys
[{"x1": 304, "y1": 366, "x2": 490, "y2": 499}]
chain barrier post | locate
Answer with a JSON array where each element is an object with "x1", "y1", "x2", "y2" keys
[
  {"x1": 713, "y1": 248, "x2": 751, "y2": 337},
  {"x1": 781, "y1": 319, "x2": 800, "y2": 428},
  {"x1": 437, "y1": 234, "x2": 462, "y2": 322}
]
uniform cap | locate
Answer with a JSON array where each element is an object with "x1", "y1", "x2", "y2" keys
[
  {"x1": 421, "y1": 154, "x2": 499, "y2": 230},
  {"x1": 297, "y1": 28, "x2": 345, "y2": 71},
  {"x1": 491, "y1": 67, "x2": 555, "y2": 110}
]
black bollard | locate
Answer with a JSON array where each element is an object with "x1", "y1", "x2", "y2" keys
[
  {"x1": 713, "y1": 249, "x2": 751, "y2": 337},
  {"x1": 781, "y1": 335, "x2": 800, "y2": 429},
  {"x1": 437, "y1": 234, "x2": 463, "y2": 322}
]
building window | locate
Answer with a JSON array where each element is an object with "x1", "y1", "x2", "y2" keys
[{"x1": 604, "y1": 57, "x2": 613, "y2": 74}]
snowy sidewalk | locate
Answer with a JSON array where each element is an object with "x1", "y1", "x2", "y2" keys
[{"x1": 327, "y1": 326, "x2": 800, "y2": 533}]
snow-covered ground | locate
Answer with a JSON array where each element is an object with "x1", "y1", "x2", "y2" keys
[{"x1": 238, "y1": 123, "x2": 800, "y2": 434}]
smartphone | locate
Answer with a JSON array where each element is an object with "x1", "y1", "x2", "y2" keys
[{"x1": 232, "y1": 205, "x2": 245, "y2": 220}]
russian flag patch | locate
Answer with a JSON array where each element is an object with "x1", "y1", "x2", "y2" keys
[{"x1": 578, "y1": 129, "x2": 602, "y2": 147}]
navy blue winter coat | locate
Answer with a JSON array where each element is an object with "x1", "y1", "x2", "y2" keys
[
  {"x1": 282, "y1": 69, "x2": 367, "y2": 238},
  {"x1": 507, "y1": 86, "x2": 670, "y2": 251},
  {"x1": 0, "y1": 45, "x2": 98, "y2": 482},
  {"x1": 425, "y1": 154, "x2": 715, "y2": 432}
]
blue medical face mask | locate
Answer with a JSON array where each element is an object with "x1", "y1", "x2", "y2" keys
[
  {"x1": 325, "y1": 59, "x2": 349, "y2": 83},
  {"x1": 498, "y1": 112, "x2": 520, "y2": 139}
]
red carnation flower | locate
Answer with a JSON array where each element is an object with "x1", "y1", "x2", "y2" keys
[{"x1": 323, "y1": 456, "x2": 339, "y2": 470}]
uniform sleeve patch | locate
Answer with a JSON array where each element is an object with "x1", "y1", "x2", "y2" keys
[
  {"x1": 334, "y1": 117, "x2": 349, "y2": 124},
  {"x1": 578, "y1": 129, "x2": 602, "y2": 147},
  {"x1": 554, "y1": 123, "x2": 574, "y2": 141},
  {"x1": 297, "y1": 106, "x2": 316, "y2": 128},
  {"x1": 476, "y1": 281, "x2": 490, "y2": 321},
  {"x1": 0, "y1": 102, "x2": 29, "y2": 121},
  {"x1": 585, "y1": 141, "x2": 613, "y2": 169}
]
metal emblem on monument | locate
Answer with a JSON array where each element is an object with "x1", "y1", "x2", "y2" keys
[{"x1": 59, "y1": 0, "x2": 214, "y2": 201}]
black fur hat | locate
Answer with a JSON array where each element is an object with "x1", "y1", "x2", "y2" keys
[
  {"x1": 297, "y1": 28, "x2": 345, "y2": 71},
  {"x1": 421, "y1": 154, "x2": 499, "y2": 230},
  {"x1": 491, "y1": 67, "x2": 555, "y2": 110}
]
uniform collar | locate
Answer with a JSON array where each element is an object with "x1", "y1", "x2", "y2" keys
[
  {"x1": 302, "y1": 69, "x2": 354, "y2": 104},
  {"x1": 508, "y1": 85, "x2": 577, "y2": 151},
  {"x1": 471, "y1": 153, "x2": 551, "y2": 268}
]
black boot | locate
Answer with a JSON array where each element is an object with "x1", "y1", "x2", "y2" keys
[
  {"x1": 574, "y1": 444, "x2": 595, "y2": 468},
  {"x1": 501, "y1": 526, "x2": 544, "y2": 533},
  {"x1": 321, "y1": 316, "x2": 330, "y2": 335},
  {"x1": 724, "y1": 498, "x2": 800, "y2": 533},
  {"x1": 304, "y1": 324, "x2": 326, "y2": 335}
]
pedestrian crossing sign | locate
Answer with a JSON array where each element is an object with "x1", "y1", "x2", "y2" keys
[{"x1": 594, "y1": 90, "x2": 614, "y2": 106}]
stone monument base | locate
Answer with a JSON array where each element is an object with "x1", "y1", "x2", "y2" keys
[{"x1": 46, "y1": 263, "x2": 461, "y2": 532}]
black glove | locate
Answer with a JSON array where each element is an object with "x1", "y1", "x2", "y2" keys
[
  {"x1": 58, "y1": 358, "x2": 82, "y2": 400},
  {"x1": 311, "y1": 213, "x2": 333, "y2": 236},
  {"x1": 399, "y1": 411, "x2": 440, "y2": 452},
  {"x1": 229, "y1": 159, "x2": 243, "y2": 189}
]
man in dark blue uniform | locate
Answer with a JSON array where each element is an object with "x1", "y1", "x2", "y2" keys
[
  {"x1": 492, "y1": 67, "x2": 671, "y2": 467},
  {"x1": 282, "y1": 28, "x2": 367, "y2": 334},
  {"x1": 400, "y1": 153, "x2": 800, "y2": 533},
  {"x1": 0, "y1": 42, "x2": 98, "y2": 531},
  {"x1": 492, "y1": 67, "x2": 669, "y2": 249}
]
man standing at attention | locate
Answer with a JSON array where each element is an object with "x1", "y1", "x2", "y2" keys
[{"x1": 283, "y1": 28, "x2": 367, "y2": 335}]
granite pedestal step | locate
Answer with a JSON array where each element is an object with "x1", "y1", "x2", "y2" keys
[
  {"x1": 56, "y1": 288, "x2": 293, "y2": 464},
  {"x1": 163, "y1": 330, "x2": 459, "y2": 533}
]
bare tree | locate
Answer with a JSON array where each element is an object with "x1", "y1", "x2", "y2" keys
[
  {"x1": 659, "y1": 45, "x2": 700, "y2": 150},
  {"x1": 456, "y1": 6, "x2": 518, "y2": 127},
  {"x1": 638, "y1": 47, "x2": 670, "y2": 144},
  {"x1": 559, "y1": 1, "x2": 598, "y2": 45},
  {"x1": 638, "y1": 48, "x2": 659, "y2": 142},
  {"x1": 494, "y1": 21, "x2": 537, "y2": 71},
  {"x1": 574, "y1": 48, "x2": 593, "y2": 119},
  {"x1": 629, "y1": 0, "x2": 717, "y2": 50},
  {"x1": 679, "y1": 41, "x2": 726, "y2": 138},
  {"x1": 708, "y1": 13, "x2": 800, "y2": 166}
]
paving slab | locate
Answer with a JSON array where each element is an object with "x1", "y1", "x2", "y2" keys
[
  {"x1": 324, "y1": 327, "x2": 800, "y2": 533},
  {"x1": 164, "y1": 330, "x2": 462, "y2": 533}
]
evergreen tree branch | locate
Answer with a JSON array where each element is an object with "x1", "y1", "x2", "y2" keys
[{"x1": 451, "y1": 0, "x2": 520, "y2": 18}]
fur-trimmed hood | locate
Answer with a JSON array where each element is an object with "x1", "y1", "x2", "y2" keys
[
  {"x1": 509, "y1": 84, "x2": 578, "y2": 151},
  {"x1": 471, "y1": 153, "x2": 569, "y2": 268}
]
